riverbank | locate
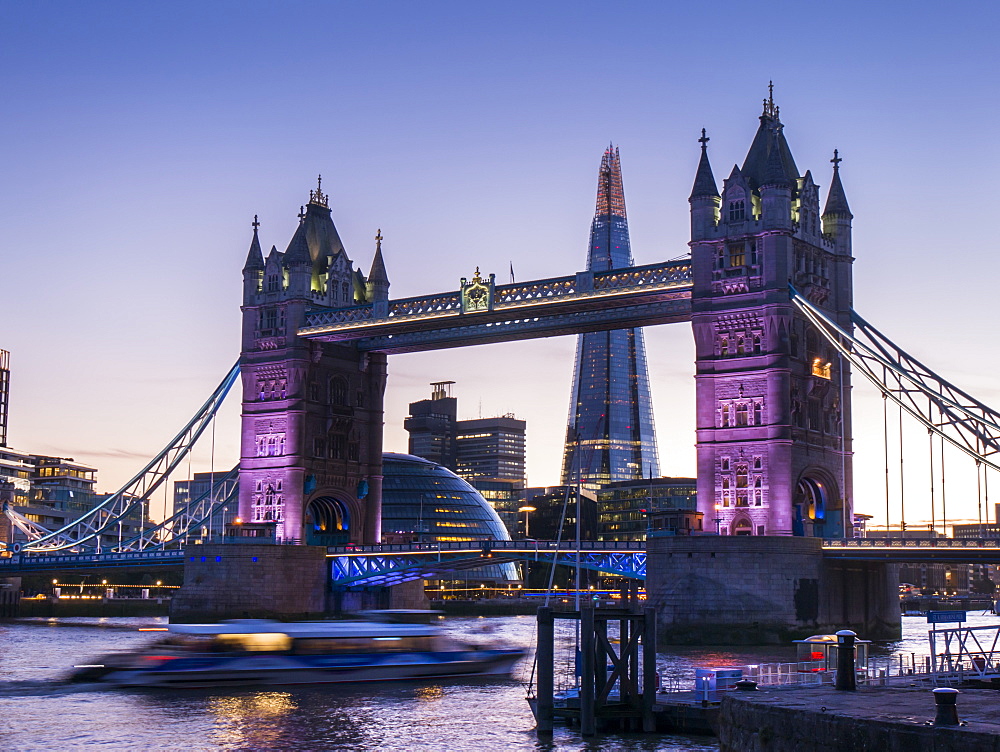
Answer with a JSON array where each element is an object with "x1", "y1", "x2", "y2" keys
[
  {"x1": 720, "y1": 685, "x2": 1000, "y2": 752},
  {"x1": 13, "y1": 597, "x2": 170, "y2": 618}
]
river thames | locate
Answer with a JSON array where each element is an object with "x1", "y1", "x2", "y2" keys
[{"x1": 2, "y1": 612, "x2": 996, "y2": 750}]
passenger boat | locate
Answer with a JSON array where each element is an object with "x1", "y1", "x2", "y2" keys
[{"x1": 68, "y1": 618, "x2": 525, "y2": 688}]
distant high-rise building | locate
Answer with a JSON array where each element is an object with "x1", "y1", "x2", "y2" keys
[
  {"x1": 403, "y1": 381, "x2": 457, "y2": 469},
  {"x1": 561, "y1": 146, "x2": 660, "y2": 488},
  {"x1": 0, "y1": 349, "x2": 10, "y2": 448},
  {"x1": 404, "y1": 383, "x2": 526, "y2": 536},
  {"x1": 455, "y1": 416, "x2": 526, "y2": 483}
]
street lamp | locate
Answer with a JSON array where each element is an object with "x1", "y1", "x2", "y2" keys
[
  {"x1": 518, "y1": 506, "x2": 537, "y2": 538},
  {"x1": 714, "y1": 504, "x2": 723, "y2": 535}
]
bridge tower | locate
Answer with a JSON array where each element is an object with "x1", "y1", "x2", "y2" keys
[
  {"x1": 690, "y1": 91, "x2": 855, "y2": 537},
  {"x1": 238, "y1": 179, "x2": 388, "y2": 545}
]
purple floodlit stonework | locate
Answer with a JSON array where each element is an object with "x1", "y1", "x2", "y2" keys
[
  {"x1": 690, "y1": 94, "x2": 855, "y2": 537},
  {"x1": 238, "y1": 181, "x2": 389, "y2": 544}
]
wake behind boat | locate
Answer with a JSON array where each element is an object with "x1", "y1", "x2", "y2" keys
[{"x1": 68, "y1": 617, "x2": 525, "y2": 688}]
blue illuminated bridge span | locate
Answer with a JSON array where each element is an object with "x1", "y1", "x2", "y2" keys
[{"x1": 8, "y1": 539, "x2": 1000, "y2": 581}]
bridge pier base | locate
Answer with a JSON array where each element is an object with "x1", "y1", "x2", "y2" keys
[
  {"x1": 0, "y1": 577, "x2": 20, "y2": 618},
  {"x1": 330, "y1": 580, "x2": 429, "y2": 615},
  {"x1": 170, "y1": 544, "x2": 329, "y2": 622},
  {"x1": 646, "y1": 537, "x2": 900, "y2": 645}
]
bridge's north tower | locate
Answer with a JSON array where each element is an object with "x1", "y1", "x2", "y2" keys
[
  {"x1": 238, "y1": 180, "x2": 389, "y2": 545},
  {"x1": 689, "y1": 92, "x2": 855, "y2": 537}
]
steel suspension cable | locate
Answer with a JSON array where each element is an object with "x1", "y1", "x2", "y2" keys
[
  {"x1": 883, "y1": 371, "x2": 891, "y2": 534},
  {"x1": 899, "y1": 403, "x2": 906, "y2": 532},
  {"x1": 940, "y1": 425, "x2": 948, "y2": 533}
]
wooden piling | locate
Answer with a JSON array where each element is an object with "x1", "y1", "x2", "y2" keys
[
  {"x1": 580, "y1": 606, "x2": 596, "y2": 736},
  {"x1": 642, "y1": 607, "x2": 657, "y2": 732},
  {"x1": 536, "y1": 606, "x2": 554, "y2": 733}
]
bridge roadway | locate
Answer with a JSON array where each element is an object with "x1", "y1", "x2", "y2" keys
[{"x1": 3, "y1": 538, "x2": 1000, "y2": 579}]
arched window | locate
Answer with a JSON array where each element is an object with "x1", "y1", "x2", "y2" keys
[
  {"x1": 728, "y1": 200, "x2": 745, "y2": 222},
  {"x1": 736, "y1": 337, "x2": 746, "y2": 355},
  {"x1": 720, "y1": 337, "x2": 729, "y2": 355},
  {"x1": 330, "y1": 377, "x2": 349, "y2": 406},
  {"x1": 736, "y1": 403, "x2": 749, "y2": 426},
  {"x1": 754, "y1": 402, "x2": 763, "y2": 425},
  {"x1": 721, "y1": 404, "x2": 730, "y2": 427},
  {"x1": 753, "y1": 334, "x2": 762, "y2": 354}
]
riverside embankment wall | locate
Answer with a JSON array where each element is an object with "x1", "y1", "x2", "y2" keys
[{"x1": 719, "y1": 686, "x2": 1000, "y2": 751}]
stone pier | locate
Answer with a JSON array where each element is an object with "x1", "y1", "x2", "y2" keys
[
  {"x1": 646, "y1": 536, "x2": 899, "y2": 644},
  {"x1": 170, "y1": 544, "x2": 329, "y2": 622}
]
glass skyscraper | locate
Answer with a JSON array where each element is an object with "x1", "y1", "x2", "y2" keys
[{"x1": 560, "y1": 146, "x2": 660, "y2": 488}]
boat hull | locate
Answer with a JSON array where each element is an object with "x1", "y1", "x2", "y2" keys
[{"x1": 95, "y1": 649, "x2": 525, "y2": 689}]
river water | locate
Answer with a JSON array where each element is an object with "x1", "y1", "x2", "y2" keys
[{"x1": 2, "y1": 611, "x2": 997, "y2": 751}]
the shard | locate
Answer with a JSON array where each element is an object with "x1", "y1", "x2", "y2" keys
[{"x1": 560, "y1": 146, "x2": 660, "y2": 488}]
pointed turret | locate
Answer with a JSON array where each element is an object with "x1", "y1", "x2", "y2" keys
[
  {"x1": 242, "y1": 215, "x2": 265, "y2": 303},
  {"x1": 243, "y1": 215, "x2": 265, "y2": 273},
  {"x1": 366, "y1": 229, "x2": 390, "y2": 303},
  {"x1": 823, "y1": 150, "x2": 853, "y2": 219},
  {"x1": 823, "y1": 150, "x2": 853, "y2": 256},
  {"x1": 690, "y1": 129, "x2": 722, "y2": 240},
  {"x1": 690, "y1": 129, "x2": 720, "y2": 199}
]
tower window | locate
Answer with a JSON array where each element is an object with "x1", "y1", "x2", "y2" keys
[
  {"x1": 736, "y1": 403, "x2": 749, "y2": 426},
  {"x1": 721, "y1": 404, "x2": 731, "y2": 428},
  {"x1": 728, "y1": 243, "x2": 746, "y2": 267},
  {"x1": 753, "y1": 334, "x2": 762, "y2": 354},
  {"x1": 728, "y1": 200, "x2": 745, "y2": 222},
  {"x1": 754, "y1": 402, "x2": 763, "y2": 426}
]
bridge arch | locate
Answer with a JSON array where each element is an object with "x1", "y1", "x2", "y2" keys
[
  {"x1": 793, "y1": 469, "x2": 842, "y2": 538},
  {"x1": 304, "y1": 495, "x2": 352, "y2": 545}
]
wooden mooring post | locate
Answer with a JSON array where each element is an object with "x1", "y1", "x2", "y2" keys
[{"x1": 534, "y1": 602, "x2": 658, "y2": 736}]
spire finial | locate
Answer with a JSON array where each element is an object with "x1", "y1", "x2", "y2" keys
[
  {"x1": 298, "y1": 206, "x2": 305, "y2": 221},
  {"x1": 308, "y1": 174, "x2": 328, "y2": 207},
  {"x1": 763, "y1": 81, "x2": 778, "y2": 119},
  {"x1": 831, "y1": 149, "x2": 842, "y2": 172},
  {"x1": 252, "y1": 214, "x2": 260, "y2": 232},
  {"x1": 698, "y1": 128, "x2": 710, "y2": 150},
  {"x1": 375, "y1": 228, "x2": 382, "y2": 251}
]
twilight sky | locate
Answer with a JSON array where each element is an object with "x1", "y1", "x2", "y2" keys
[{"x1": 1, "y1": 2, "x2": 998, "y2": 529}]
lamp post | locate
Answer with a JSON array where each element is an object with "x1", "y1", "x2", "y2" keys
[
  {"x1": 518, "y1": 506, "x2": 536, "y2": 539},
  {"x1": 714, "y1": 504, "x2": 723, "y2": 535}
]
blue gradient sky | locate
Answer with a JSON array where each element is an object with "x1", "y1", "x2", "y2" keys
[{"x1": 2, "y1": 2, "x2": 998, "y2": 528}]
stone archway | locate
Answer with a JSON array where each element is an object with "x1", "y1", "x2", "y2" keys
[
  {"x1": 793, "y1": 472, "x2": 843, "y2": 537},
  {"x1": 304, "y1": 496, "x2": 351, "y2": 545},
  {"x1": 732, "y1": 518, "x2": 753, "y2": 536}
]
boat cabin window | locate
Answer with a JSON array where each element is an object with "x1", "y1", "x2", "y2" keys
[
  {"x1": 292, "y1": 635, "x2": 436, "y2": 654},
  {"x1": 214, "y1": 632, "x2": 292, "y2": 653}
]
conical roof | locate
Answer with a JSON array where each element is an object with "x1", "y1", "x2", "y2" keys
[
  {"x1": 689, "y1": 129, "x2": 720, "y2": 199},
  {"x1": 368, "y1": 230, "x2": 389, "y2": 285},
  {"x1": 760, "y1": 137, "x2": 794, "y2": 189},
  {"x1": 243, "y1": 218, "x2": 264, "y2": 272},
  {"x1": 284, "y1": 211, "x2": 312, "y2": 267},
  {"x1": 823, "y1": 152, "x2": 853, "y2": 218},
  {"x1": 742, "y1": 91, "x2": 798, "y2": 192}
]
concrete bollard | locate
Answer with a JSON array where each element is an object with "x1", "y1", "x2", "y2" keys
[
  {"x1": 933, "y1": 687, "x2": 960, "y2": 726},
  {"x1": 835, "y1": 630, "x2": 857, "y2": 691}
]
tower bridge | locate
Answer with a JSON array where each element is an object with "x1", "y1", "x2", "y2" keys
[{"x1": 7, "y1": 90, "x2": 1000, "y2": 639}]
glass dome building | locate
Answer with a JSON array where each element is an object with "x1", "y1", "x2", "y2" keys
[{"x1": 380, "y1": 452, "x2": 517, "y2": 583}]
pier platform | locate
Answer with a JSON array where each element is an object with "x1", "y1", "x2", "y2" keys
[{"x1": 720, "y1": 685, "x2": 1000, "y2": 751}]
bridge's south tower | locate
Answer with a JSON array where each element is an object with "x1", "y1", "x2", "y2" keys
[
  {"x1": 239, "y1": 179, "x2": 389, "y2": 544},
  {"x1": 690, "y1": 93, "x2": 854, "y2": 537}
]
